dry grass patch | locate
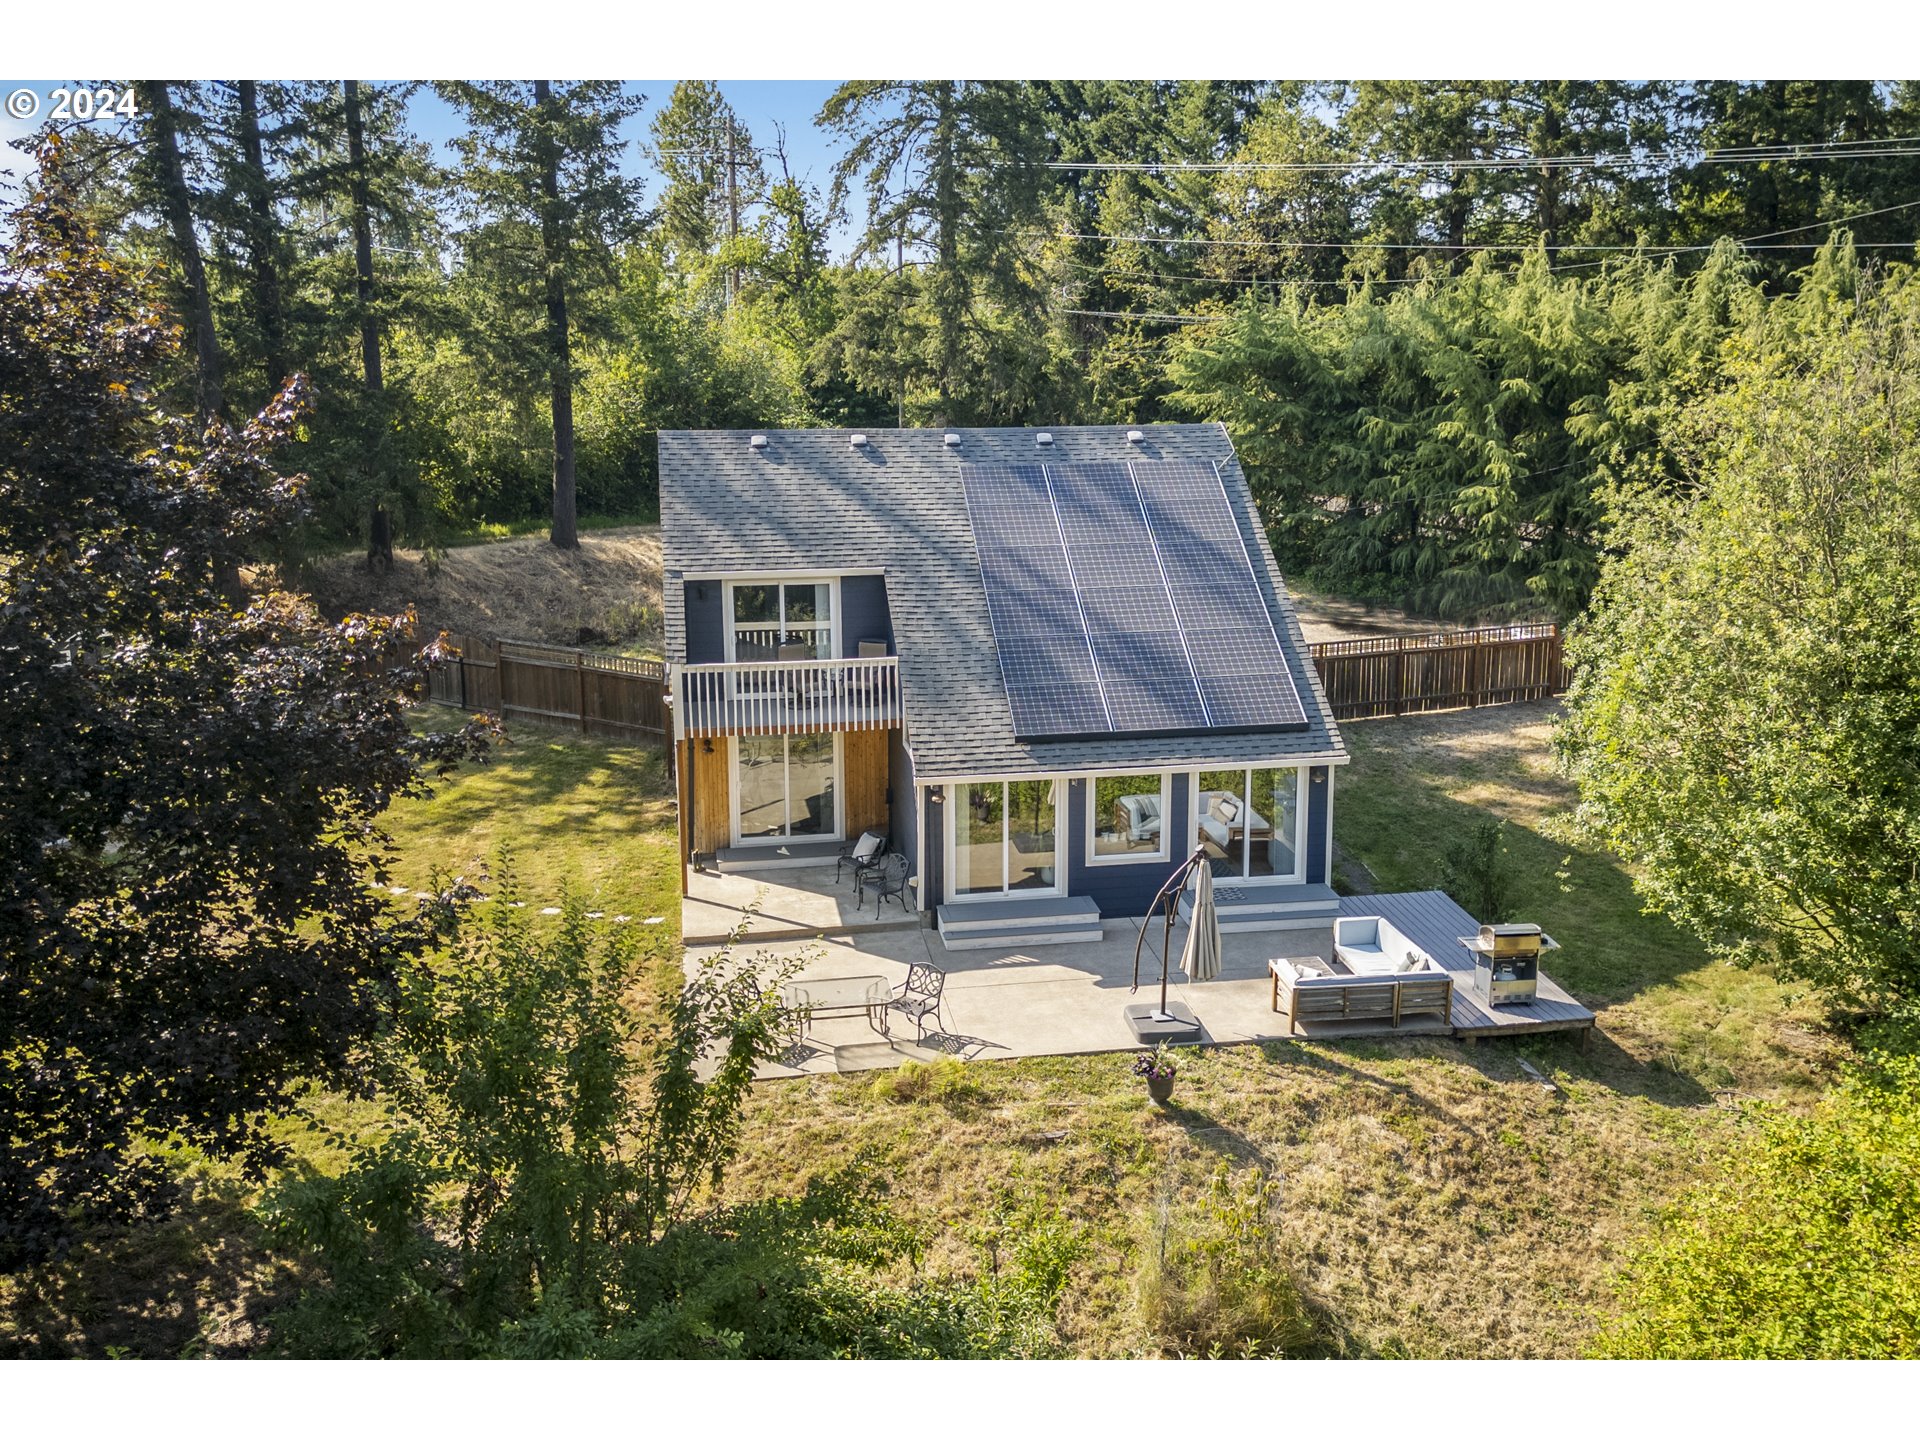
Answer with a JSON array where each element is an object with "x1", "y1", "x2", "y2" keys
[
  {"x1": 719, "y1": 1036, "x2": 1743, "y2": 1357},
  {"x1": 298, "y1": 524, "x2": 664, "y2": 655}
]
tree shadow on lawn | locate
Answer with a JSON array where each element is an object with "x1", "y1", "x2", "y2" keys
[
  {"x1": 1, "y1": 1176, "x2": 295, "y2": 1359},
  {"x1": 1248, "y1": 1025, "x2": 1713, "y2": 1111},
  {"x1": 396, "y1": 727, "x2": 673, "y2": 858},
  {"x1": 1339, "y1": 707, "x2": 1745, "y2": 1009}
]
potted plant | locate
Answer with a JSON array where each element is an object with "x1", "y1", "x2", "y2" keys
[{"x1": 1133, "y1": 1044, "x2": 1178, "y2": 1103}]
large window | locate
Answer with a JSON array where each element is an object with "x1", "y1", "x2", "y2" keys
[
  {"x1": 950, "y1": 779, "x2": 1059, "y2": 898},
  {"x1": 1087, "y1": 772, "x2": 1170, "y2": 865},
  {"x1": 1193, "y1": 766, "x2": 1306, "y2": 882},
  {"x1": 727, "y1": 578, "x2": 836, "y2": 664},
  {"x1": 732, "y1": 733, "x2": 840, "y2": 844}
]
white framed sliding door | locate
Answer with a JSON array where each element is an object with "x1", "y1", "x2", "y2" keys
[
  {"x1": 946, "y1": 779, "x2": 1062, "y2": 902},
  {"x1": 1190, "y1": 765, "x2": 1307, "y2": 883},
  {"x1": 730, "y1": 732, "x2": 843, "y2": 846}
]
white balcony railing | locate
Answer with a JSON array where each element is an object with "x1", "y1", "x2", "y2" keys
[{"x1": 675, "y1": 655, "x2": 901, "y2": 738}]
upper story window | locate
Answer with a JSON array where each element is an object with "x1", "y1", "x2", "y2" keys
[{"x1": 726, "y1": 578, "x2": 837, "y2": 663}]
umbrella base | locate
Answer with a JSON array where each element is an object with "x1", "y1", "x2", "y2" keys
[{"x1": 1124, "y1": 1001, "x2": 1204, "y2": 1045}]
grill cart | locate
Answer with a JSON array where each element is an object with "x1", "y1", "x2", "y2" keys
[{"x1": 1457, "y1": 923, "x2": 1557, "y2": 1007}]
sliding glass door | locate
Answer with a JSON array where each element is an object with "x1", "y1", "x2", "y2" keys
[
  {"x1": 728, "y1": 579, "x2": 835, "y2": 663},
  {"x1": 1192, "y1": 766, "x2": 1306, "y2": 881},
  {"x1": 731, "y1": 733, "x2": 841, "y2": 844},
  {"x1": 949, "y1": 779, "x2": 1060, "y2": 899}
]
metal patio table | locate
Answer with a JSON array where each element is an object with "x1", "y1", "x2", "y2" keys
[{"x1": 782, "y1": 974, "x2": 892, "y2": 1038}]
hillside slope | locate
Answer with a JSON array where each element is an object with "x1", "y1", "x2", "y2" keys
[{"x1": 302, "y1": 527, "x2": 664, "y2": 656}]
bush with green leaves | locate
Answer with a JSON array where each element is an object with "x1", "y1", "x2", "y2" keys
[
  {"x1": 260, "y1": 876, "x2": 1074, "y2": 1357},
  {"x1": 1593, "y1": 1052, "x2": 1920, "y2": 1358},
  {"x1": 1438, "y1": 818, "x2": 1515, "y2": 923},
  {"x1": 1557, "y1": 258, "x2": 1920, "y2": 1018}
]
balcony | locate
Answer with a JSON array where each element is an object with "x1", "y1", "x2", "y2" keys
[{"x1": 675, "y1": 655, "x2": 902, "y2": 738}]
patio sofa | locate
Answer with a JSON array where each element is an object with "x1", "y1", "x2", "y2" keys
[
  {"x1": 1333, "y1": 914, "x2": 1433, "y2": 976},
  {"x1": 1269, "y1": 916, "x2": 1454, "y2": 1033},
  {"x1": 1115, "y1": 792, "x2": 1163, "y2": 848}
]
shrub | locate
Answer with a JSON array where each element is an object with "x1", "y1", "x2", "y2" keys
[
  {"x1": 869, "y1": 1056, "x2": 985, "y2": 1107},
  {"x1": 1137, "y1": 1161, "x2": 1316, "y2": 1357},
  {"x1": 259, "y1": 870, "x2": 1064, "y2": 1358},
  {"x1": 1438, "y1": 817, "x2": 1515, "y2": 922},
  {"x1": 1592, "y1": 1052, "x2": 1920, "y2": 1358}
]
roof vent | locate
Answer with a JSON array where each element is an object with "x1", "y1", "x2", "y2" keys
[
  {"x1": 1035, "y1": 431, "x2": 1054, "y2": 446},
  {"x1": 850, "y1": 433, "x2": 869, "y2": 448},
  {"x1": 748, "y1": 434, "x2": 768, "y2": 451},
  {"x1": 1126, "y1": 428, "x2": 1145, "y2": 444},
  {"x1": 943, "y1": 432, "x2": 962, "y2": 447}
]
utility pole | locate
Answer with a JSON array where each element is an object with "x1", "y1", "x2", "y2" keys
[{"x1": 725, "y1": 116, "x2": 740, "y2": 305}]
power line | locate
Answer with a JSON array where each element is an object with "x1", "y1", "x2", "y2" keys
[
  {"x1": 1041, "y1": 135, "x2": 1920, "y2": 176},
  {"x1": 1059, "y1": 199, "x2": 1920, "y2": 320},
  {"x1": 1023, "y1": 229, "x2": 1920, "y2": 253}
]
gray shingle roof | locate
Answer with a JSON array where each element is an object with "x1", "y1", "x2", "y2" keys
[{"x1": 659, "y1": 424, "x2": 1346, "y2": 778}]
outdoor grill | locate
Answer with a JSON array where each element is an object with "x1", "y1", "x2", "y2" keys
[{"x1": 1464, "y1": 923, "x2": 1545, "y2": 1006}]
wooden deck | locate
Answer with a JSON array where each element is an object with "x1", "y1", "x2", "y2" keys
[{"x1": 1336, "y1": 891, "x2": 1595, "y2": 1040}]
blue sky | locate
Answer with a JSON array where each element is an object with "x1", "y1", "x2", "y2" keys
[{"x1": 2, "y1": 79, "x2": 862, "y2": 249}]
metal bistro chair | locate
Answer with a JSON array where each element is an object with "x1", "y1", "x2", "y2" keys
[
  {"x1": 889, "y1": 961, "x2": 948, "y2": 1041},
  {"x1": 837, "y1": 828, "x2": 888, "y2": 893},
  {"x1": 869, "y1": 852, "x2": 910, "y2": 916}
]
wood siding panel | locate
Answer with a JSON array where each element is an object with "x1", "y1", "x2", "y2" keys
[
  {"x1": 692, "y1": 741, "x2": 731, "y2": 856},
  {"x1": 845, "y1": 727, "x2": 890, "y2": 839}
]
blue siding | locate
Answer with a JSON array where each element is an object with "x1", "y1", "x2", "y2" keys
[
  {"x1": 842, "y1": 574, "x2": 893, "y2": 651},
  {"x1": 921, "y1": 785, "x2": 943, "y2": 905},
  {"x1": 890, "y1": 731, "x2": 918, "y2": 883},
  {"x1": 1305, "y1": 765, "x2": 1331, "y2": 886},
  {"x1": 683, "y1": 579, "x2": 726, "y2": 664}
]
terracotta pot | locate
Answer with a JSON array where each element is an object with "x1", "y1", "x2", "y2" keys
[{"x1": 1146, "y1": 1072, "x2": 1175, "y2": 1103}]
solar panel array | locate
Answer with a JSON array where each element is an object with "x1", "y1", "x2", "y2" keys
[{"x1": 959, "y1": 458, "x2": 1308, "y2": 741}]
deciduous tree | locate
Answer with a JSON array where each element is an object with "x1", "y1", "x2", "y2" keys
[{"x1": 0, "y1": 151, "x2": 492, "y2": 1265}]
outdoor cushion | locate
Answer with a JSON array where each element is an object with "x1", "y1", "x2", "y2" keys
[
  {"x1": 1118, "y1": 793, "x2": 1163, "y2": 842},
  {"x1": 1215, "y1": 794, "x2": 1241, "y2": 821}
]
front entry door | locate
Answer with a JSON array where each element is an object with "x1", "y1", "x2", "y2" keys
[{"x1": 947, "y1": 779, "x2": 1061, "y2": 900}]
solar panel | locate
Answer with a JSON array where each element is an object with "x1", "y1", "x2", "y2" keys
[
  {"x1": 1130, "y1": 460, "x2": 1308, "y2": 731},
  {"x1": 959, "y1": 456, "x2": 1307, "y2": 740}
]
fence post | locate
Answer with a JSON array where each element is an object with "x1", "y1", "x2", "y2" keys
[
  {"x1": 576, "y1": 648, "x2": 589, "y2": 735},
  {"x1": 1391, "y1": 638, "x2": 1406, "y2": 717}
]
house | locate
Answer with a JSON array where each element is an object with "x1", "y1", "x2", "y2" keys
[{"x1": 660, "y1": 424, "x2": 1349, "y2": 948}]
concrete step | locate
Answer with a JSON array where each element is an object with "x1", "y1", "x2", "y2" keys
[
  {"x1": 937, "y1": 917, "x2": 1107, "y2": 951},
  {"x1": 936, "y1": 895, "x2": 1100, "y2": 933},
  {"x1": 936, "y1": 895, "x2": 1103, "y2": 950},
  {"x1": 1179, "y1": 882, "x2": 1339, "y2": 933},
  {"x1": 715, "y1": 839, "x2": 844, "y2": 872}
]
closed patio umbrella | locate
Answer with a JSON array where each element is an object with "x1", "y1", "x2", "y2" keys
[{"x1": 1180, "y1": 859, "x2": 1222, "y2": 984}]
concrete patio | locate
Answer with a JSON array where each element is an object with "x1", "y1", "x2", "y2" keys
[
  {"x1": 683, "y1": 867, "x2": 1595, "y2": 1077},
  {"x1": 683, "y1": 860, "x2": 925, "y2": 944},
  {"x1": 685, "y1": 913, "x2": 1466, "y2": 1078}
]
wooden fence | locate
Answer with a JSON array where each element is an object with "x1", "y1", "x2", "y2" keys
[
  {"x1": 427, "y1": 633, "x2": 668, "y2": 742},
  {"x1": 424, "y1": 621, "x2": 1567, "y2": 742},
  {"x1": 1306, "y1": 622, "x2": 1568, "y2": 720}
]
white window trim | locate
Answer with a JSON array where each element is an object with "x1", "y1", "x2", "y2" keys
[
  {"x1": 728, "y1": 733, "x2": 845, "y2": 847},
  {"x1": 1084, "y1": 771, "x2": 1172, "y2": 867},
  {"x1": 1188, "y1": 765, "x2": 1310, "y2": 885},
  {"x1": 944, "y1": 779, "x2": 1064, "y2": 903},
  {"x1": 722, "y1": 575, "x2": 843, "y2": 663}
]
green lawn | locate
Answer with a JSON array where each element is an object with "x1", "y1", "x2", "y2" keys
[{"x1": 2, "y1": 700, "x2": 1842, "y2": 1358}]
